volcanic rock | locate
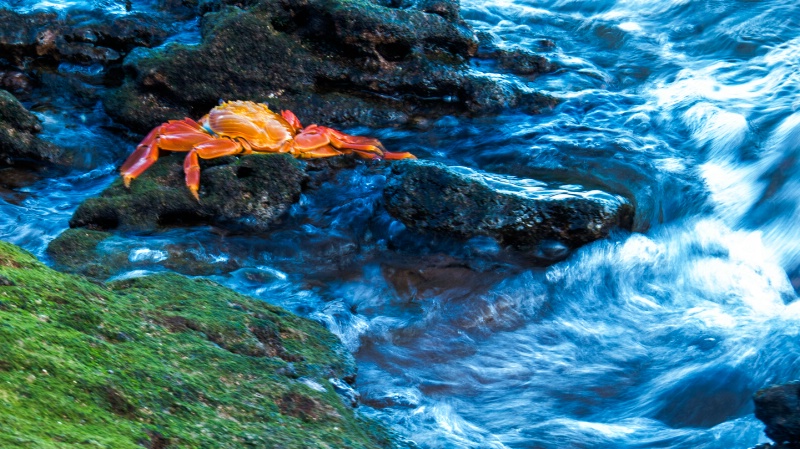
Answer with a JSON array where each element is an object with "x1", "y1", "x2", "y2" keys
[
  {"x1": 0, "y1": 89, "x2": 62, "y2": 165},
  {"x1": 0, "y1": 9, "x2": 171, "y2": 70},
  {"x1": 475, "y1": 31, "x2": 558, "y2": 77},
  {"x1": 384, "y1": 160, "x2": 633, "y2": 257},
  {"x1": 754, "y1": 381, "x2": 800, "y2": 447},
  {"x1": 104, "y1": 0, "x2": 558, "y2": 133},
  {"x1": 69, "y1": 153, "x2": 307, "y2": 232}
]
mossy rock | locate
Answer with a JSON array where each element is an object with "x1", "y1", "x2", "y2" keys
[
  {"x1": 47, "y1": 228, "x2": 242, "y2": 278},
  {"x1": 0, "y1": 240, "x2": 398, "y2": 448},
  {"x1": 46, "y1": 228, "x2": 118, "y2": 278},
  {"x1": 70, "y1": 152, "x2": 307, "y2": 232}
]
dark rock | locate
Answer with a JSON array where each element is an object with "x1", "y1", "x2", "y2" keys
[
  {"x1": 384, "y1": 160, "x2": 634, "y2": 253},
  {"x1": 475, "y1": 31, "x2": 557, "y2": 77},
  {"x1": 754, "y1": 381, "x2": 800, "y2": 446},
  {"x1": 381, "y1": 254, "x2": 510, "y2": 301},
  {"x1": 104, "y1": 0, "x2": 558, "y2": 133},
  {"x1": 0, "y1": 9, "x2": 171, "y2": 82},
  {"x1": 491, "y1": 49, "x2": 555, "y2": 76},
  {"x1": 69, "y1": 153, "x2": 306, "y2": 232},
  {"x1": 0, "y1": 89, "x2": 63, "y2": 165},
  {"x1": 0, "y1": 166, "x2": 41, "y2": 203},
  {"x1": 0, "y1": 70, "x2": 33, "y2": 93}
]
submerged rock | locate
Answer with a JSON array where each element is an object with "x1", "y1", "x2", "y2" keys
[
  {"x1": 70, "y1": 153, "x2": 307, "y2": 232},
  {"x1": 384, "y1": 160, "x2": 634, "y2": 257},
  {"x1": 474, "y1": 31, "x2": 558, "y2": 78},
  {"x1": 104, "y1": 0, "x2": 557, "y2": 132},
  {"x1": 47, "y1": 228, "x2": 242, "y2": 278},
  {"x1": 754, "y1": 381, "x2": 800, "y2": 448},
  {"x1": 0, "y1": 240, "x2": 397, "y2": 448},
  {"x1": 0, "y1": 89, "x2": 62, "y2": 165}
]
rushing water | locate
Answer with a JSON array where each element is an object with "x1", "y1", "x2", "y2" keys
[{"x1": 2, "y1": 0, "x2": 800, "y2": 447}]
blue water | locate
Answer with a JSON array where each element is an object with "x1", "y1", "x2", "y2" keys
[{"x1": 3, "y1": 0, "x2": 800, "y2": 447}]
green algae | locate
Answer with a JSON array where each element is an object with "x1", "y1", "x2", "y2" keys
[{"x1": 0, "y1": 241, "x2": 396, "y2": 448}]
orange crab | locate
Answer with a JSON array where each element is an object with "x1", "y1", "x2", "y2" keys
[{"x1": 120, "y1": 100, "x2": 415, "y2": 200}]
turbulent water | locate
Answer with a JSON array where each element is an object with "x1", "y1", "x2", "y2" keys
[{"x1": 3, "y1": 0, "x2": 800, "y2": 447}]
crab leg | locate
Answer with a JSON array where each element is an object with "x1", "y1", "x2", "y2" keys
[
  {"x1": 121, "y1": 118, "x2": 213, "y2": 187},
  {"x1": 183, "y1": 138, "x2": 246, "y2": 200},
  {"x1": 120, "y1": 125, "x2": 161, "y2": 187},
  {"x1": 292, "y1": 125, "x2": 415, "y2": 160},
  {"x1": 328, "y1": 129, "x2": 415, "y2": 159}
]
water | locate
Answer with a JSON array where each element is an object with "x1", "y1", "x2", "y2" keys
[{"x1": 2, "y1": 0, "x2": 800, "y2": 447}]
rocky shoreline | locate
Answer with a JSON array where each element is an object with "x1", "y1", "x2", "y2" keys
[{"x1": 2, "y1": 0, "x2": 795, "y2": 448}]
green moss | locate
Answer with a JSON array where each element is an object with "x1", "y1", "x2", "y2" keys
[
  {"x1": 0, "y1": 241, "x2": 396, "y2": 448},
  {"x1": 47, "y1": 229, "x2": 116, "y2": 278}
]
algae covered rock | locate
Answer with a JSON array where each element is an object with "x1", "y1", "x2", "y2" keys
[
  {"x1": 47, "y1": 228, "x2": 242, "y2": 278},
  {"x1": 384, "y1": 160, "x2": 634, "y2": 257},
  {"x1": 70, "y1": 152, "x2": 307, "y2": 232},
  {"x1": 0, "y1": 240, "x2": 397, "y2": 448},
  {"x1": 46, "y1": 228, "x2": 118, "y2": 278},
  {"x1": 104, "y1": 0, "x2": 557, "y2": 133},
  {"x1": 0, "y1": 89, "x2": 62, "y2": 165}
]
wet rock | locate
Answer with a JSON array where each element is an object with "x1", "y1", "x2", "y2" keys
[
  {"x1": 475, "y1": 31, "x2": 557, "y2": 77},
  {"x1": 384, "y1": 160, "x2": 634, "y2": 254},
  {"x1": 0, "y1": 70, "x2": 33, "y2": 93},
  {"x1": 0, "y1": 89, "x2": 62, "y2": 165},
  {"x1": 46, "y1": 228, "x2": 117, "y2": 279},
  {"x1": 0, "y1": 166, "x2": 41, "y2": 203},
  {"x1": 754, "y1": 381, "x2": 800, "y2": 447},
  {"x1": 0, "y1": 9, "x2": 171, "y2": 83},
  {"x1": 47, "y1": 228, "x2": 242, "y2": 279},
  {"x1": 381, "y1": 254, "x2": 513, "y2": 301},
  {"x1": 104, "y1": 0, "x2": 558, "y2": 133},
  {"x1": 70, "y1": 153, "x2": 307, "y2": 232}
]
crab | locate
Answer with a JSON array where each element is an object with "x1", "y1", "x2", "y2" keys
[{"x1": 120, "y1": 100, "x2": 415, "y2": 200}]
